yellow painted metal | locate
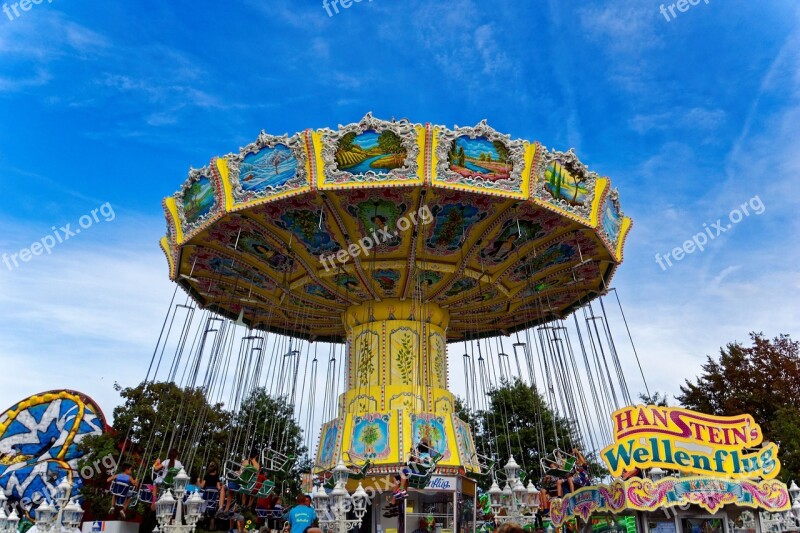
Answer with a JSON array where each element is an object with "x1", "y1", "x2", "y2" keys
[{"x1": 316, "y1": 300, "x2": 479, "y2": 474}]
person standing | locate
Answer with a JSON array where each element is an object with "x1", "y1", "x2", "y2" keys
[{"x1": 286, "y1": 495, "x2": 317, "y2": 533}]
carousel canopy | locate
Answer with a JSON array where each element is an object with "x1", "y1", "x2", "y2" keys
[{"x1": 161, "y1": 113, "x2": 632, "y2": 343}]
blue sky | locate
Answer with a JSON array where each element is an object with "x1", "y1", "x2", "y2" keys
[{"x1": 0, "y1": 0, "x2": 799, "y2": 426}]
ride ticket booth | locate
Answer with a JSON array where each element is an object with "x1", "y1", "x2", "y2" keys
[
  {"x1": 337, "y1": 473, "x2": 473, "y2": 533},
  {"x1": 403, "y1": 475, "x2": 476, "y2": 533}
]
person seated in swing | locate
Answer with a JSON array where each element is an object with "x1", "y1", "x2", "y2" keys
[
  {"x1": 107, "y1": 462, "x2": 138, "y2": 518},
  {"x1": 251, "y1": 457, "x2": 271, "y2": 502},
  {"x1": 152, "y1": 448, "x2": 183, "y2": 508},
  {"x1": 538, "y1": 478, "x2": 553, "y2": 512},
  {"x1": 199, "y1": 462, "x2": 222, "y2": 530},
  {"x1": 571, "y1": 448, "x2": 590, "y2": 487},
  {"x1": 219, "y1": 448, "x2": 260, "y2": 516},
  {"x1": 407, "y1": 438, "x2": 435, "y2": 473},
  {"x1": 555, "y1": 448, "x2": 589, "y2": 496}
]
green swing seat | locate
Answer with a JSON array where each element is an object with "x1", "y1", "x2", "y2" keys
[
  {"x1": 350, "y1": 460, "x2": 371, "y2": 480},
  {"x1": 322, "y1": 460, "x2": 371, "y2": 489},
  {"x1": 542, "y1": 451, "x2": 577, "y2": 478},
  {"x1": 262, "y1": 448, "x2": 297, "y2": 475},
  {"x1": 161, "y1": 467, "x2": 181, "y2": 488},
  {"x1": 255, "y1": 479, "x2": 276, "y2": 498},
  {"x1": 232, "y1": 465, "x2": 260, "y2": 493},
  {"x1": 407, "y1": 467, "x2": 435, "y2": 490},
  {"x1": 406, "y1": 451, "x2": 442, "y2": 489}
]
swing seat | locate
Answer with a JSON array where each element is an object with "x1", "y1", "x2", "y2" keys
[
  {"x1": 407, "y1": 470, "x2": 434, "y2": 490},
  {"x1": 233, "y1": 465, "x2": 259, "y2": 492},
  {"x1": 350, "y1": 460, "x2": 372, "y2": 480},
  {"x1": 471, "y1": 453, "x2": 496, "y2": 476},
  {"x1": 138, "y1": 485, "x2": 155, "y2": 504},
  {"x1": 255, "y1": 507, "x2": 271, "y2": 519},
  {"x1": 110, "y1": 480, "x2": 132, "y2": 507},
  {"x1": 160, "y1": 467, "x2": 181, "y2": 488},
  {"x1": 202, "y1": 488, "x2": 220, "y2": 512},
  {"x1": 541, "y1": 450, "x2": 577, "y2": 478},
  {"x1": 340, "y1": 452, "x2": 372, "y2": 480},
  {"x1": 405, "y1": 455, "x2": 439, "y2": 489},
  {"x1": 224, "y1": 461, "x2": 260, "y2": 492},
  {"x1": 254, "y1": 479, "x2": 276, "y2": 498},
  {"x1": 261, "y1": 447, "x2": 296, "y2": 474}
]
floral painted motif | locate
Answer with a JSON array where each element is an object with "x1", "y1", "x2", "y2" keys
[{"x1": 551, "y1": 477, "x2": 790, "y2": 528}]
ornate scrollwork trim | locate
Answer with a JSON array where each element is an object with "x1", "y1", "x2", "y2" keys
[
  {"x1": 319, "y1": 112, "x2": 421, "y2": 184},
  {"x1": 434, "y1": 120, "x2": 526, "y2": 193},
  {"x1": 227, "y1": 131, "x2": 308, "y2": 204}
]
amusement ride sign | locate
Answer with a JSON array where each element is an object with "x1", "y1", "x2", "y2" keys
[{"x1": 601, "y1": 405, "x2": 781, "y2": 479}]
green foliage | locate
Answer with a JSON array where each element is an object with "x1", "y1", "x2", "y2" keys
[
  {"x1": 109, "y1": 382, "x2": 231, "y2": 476},
  {"x1": 638, "y1": 391, "x2": 670, "y2": 407},
  {"x1": 459, "y1": 379, "x2": 598, "y2": 489},
  {"x1": 677, "y1": 333, "x2": 800, "y2": 482},
  {"x1": 235, "y1": 388, "x2": 310, "y2": 498},
  {"x1": 377, "y1": 130, "x2": 404, "y2": 154},
  {"x1": 492, "y1": 140, "x2": 509, "y2": 163},
  {"x1": 395, "y1": 333, "x2": 414, "y2": 385}
]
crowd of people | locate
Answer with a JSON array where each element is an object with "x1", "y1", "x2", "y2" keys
[
  {"x1": 103, "y1": 443, "x2": 604, "y2": 533},
  {"x1": 104, "y1": 448, "x2": 324, "y2": 533}
]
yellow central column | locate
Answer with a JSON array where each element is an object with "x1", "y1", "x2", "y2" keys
[
  {"x1": 341, "y1": 299, "x2": 452, "y2": 415},
  {"x1": 314, "y1": 299, "x2": 479, "y2": 476}
]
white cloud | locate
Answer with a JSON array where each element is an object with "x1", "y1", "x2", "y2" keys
[
  {"x1": 629, "y1": 107, "x2": 727, "y2": 134},
  {"x1": 0, "y1": 217, "x2": 176, "y2": 420}
]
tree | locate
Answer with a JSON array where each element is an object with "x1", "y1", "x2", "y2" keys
[
  {"x1": 266, "y1": 149, "x2": 289, "y2": 174},
  {"x1": 234, "y1": 388, "x2": 311, "y2": 498},
  {"x1": 338, "y1": 132, "x2": 357, "y2": 152},
  {"x1": 459, "y1": 379, "x2": 596, "y2": 489},
  {"x1": 77, "y1": 382, "x2": 313, "y2": 515},
  {"x1": 77, "y1": 382, "x2": 230, "y2": 518},
  {"x1": 376, "y1": 130, "x2": 404, "y2": 154},
  {"x1": 492, "y1": 140, "x2": 509, "y2": 163},
  {"x1": 570, "y1": 174, "x2": 587, "y2": 202},
  {"x1": 638, "y1": 391, "x2": 670, "y2": 407},
  {"x1": 677, "y1": 333, "x2": 800, "y2": 481},
  {"x1": 108, "y1": 382, "x2": 231, "y2": 476}
]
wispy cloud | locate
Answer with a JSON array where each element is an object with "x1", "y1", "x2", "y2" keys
[
  {"x1": 0, "y1": 217, "x2": 175, "y2": 415},
  {"x1": 630, "y1": 107, "x2": 727, "y2": 134}
]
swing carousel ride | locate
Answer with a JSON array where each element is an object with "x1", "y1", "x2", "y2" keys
[{"x1": 121, "y1": 113, "x2": 791, "y2": 533}]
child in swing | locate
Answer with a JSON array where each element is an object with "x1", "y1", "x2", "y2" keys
[
  {"x1": 219, "y1": 448, "x2": 260, "y2": 517},
  {"x1": 555, "y1": 448, "x2": 589, "y2": 496},
  {"x1": 107, "y1": 462, "x2": 138, "y2": 519},
  {"x1": 152, "y1": 448, "x2": 183, "y2": 509}
]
